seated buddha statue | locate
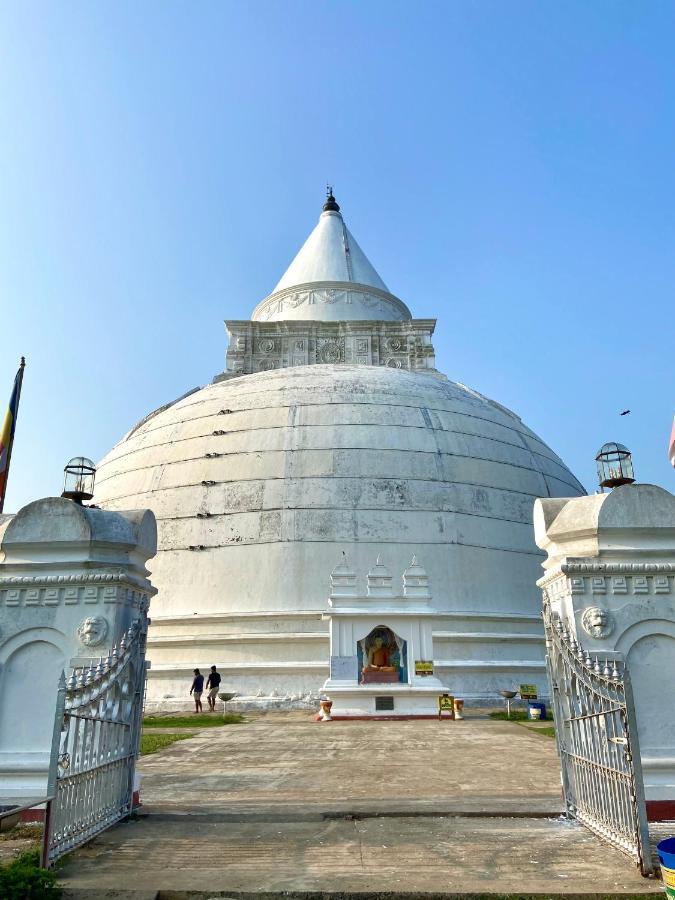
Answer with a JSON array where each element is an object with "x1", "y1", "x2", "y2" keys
[{"x1": 362, "y1": 636, "x2": 396, "y2": 673}]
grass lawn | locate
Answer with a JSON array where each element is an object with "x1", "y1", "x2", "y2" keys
[
  {"x1": 530, "y1": 725, "x2": 556, "y2": 738},
  {"x1": 489, "y1": 709, "x2": 553, "y2": 721},
  {"x1": 0, "y1": 824, "x2": 42, "y2": 844},
  {"x1": 143, "y1": 714, "x2": 244, "y2": 728},
  {"x1": 140, "y1": 732, "x2": 196, "y2": 755},
  {"x1": 490, "y1": 710, "x2": 556, "y2": 739}
]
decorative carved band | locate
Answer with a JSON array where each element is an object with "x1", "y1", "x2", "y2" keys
[
  {"x1": 539, "y1": 567, "x2": 672, "y2": 598},
  {"x1": 0, "y1": 570, "x2": 156, "y2": 589},
  {"x1": 251, "y1": 281, "x2": 412, "y2": 323},
  {"x1": 0, "y1": 574, "x2": 153, "y2": 609},
  {"x1": 563, "y1": 562, "x2": 675, "y2": 574}
]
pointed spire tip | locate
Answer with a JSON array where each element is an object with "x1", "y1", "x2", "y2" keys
[{"x1": 323, "y1": 185, "x2": 340, "y2": 213}]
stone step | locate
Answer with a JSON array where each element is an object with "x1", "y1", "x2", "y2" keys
[{"x1": 57, "y1": 815, "x2": 662, "y2": 897}]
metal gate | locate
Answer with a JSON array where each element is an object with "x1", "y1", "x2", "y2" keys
[
  {"x1": 543, "y1": 599, "x2": 653, "y2": 875},
  {"x1": 42, "y1": 613, "x2": 149, "y2": 867}
]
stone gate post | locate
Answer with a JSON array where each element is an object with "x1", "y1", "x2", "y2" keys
[
  {"x1": 0, "y1": 497, "x2": 156, "y2": 801},
  {"x1": 534, "y1": 483, "x2": 675, "y2": 820}
]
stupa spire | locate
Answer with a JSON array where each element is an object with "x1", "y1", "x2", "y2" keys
[
  {"x1": 270, "y1": 188, "x2": 389, "y2": 295},
  {"x1": 322, "y1": 185, "x2": 340, "y2": 213},
  {"x1": 249, "y1": 187, "x2": 413, "y2": 323}
]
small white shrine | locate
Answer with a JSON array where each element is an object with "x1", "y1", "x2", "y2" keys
[{"x1": 320, "y1": 555, "x2": 447, "y2": 717}]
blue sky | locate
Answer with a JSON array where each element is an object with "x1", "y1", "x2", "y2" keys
[{"x1": 1, "y1": 1, "x2": 673, "y2": 510}]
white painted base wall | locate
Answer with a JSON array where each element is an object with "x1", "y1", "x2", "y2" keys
[{"x1": 143, "y1": 610, "x2": 551, "y2": 708}]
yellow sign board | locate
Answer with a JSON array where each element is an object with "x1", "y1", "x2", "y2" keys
[
  {"x1": 415, "y1": 660, "x2": 434, "y2": 676},
  {"x1": 520, "y1": 683, "x2": 538, "y2": 700},
  {"x1": 438, "y1": 693, "x2": 454, "y2": 712}
]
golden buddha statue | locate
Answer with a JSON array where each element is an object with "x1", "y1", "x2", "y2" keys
[
  {"x1": 361, "y1": 630, "x2": 400, "y2": 683},
  {"x1": 363, "y1": 635, "x2": 396, "y2": 673}
]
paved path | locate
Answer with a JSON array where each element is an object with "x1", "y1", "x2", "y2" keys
[
  {"x1": 59, "y1": 712, "x2": 661, "y2": 897},
  {"x1": 137, "y1": 711, "x2": 564, "y2": 818}
]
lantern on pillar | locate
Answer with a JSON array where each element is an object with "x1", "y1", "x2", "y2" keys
[
  {"x1": 595, "y1": 442, "x2": 635, "y2": 491},
  {"x1": 62, "y1": 456, "x2": 96, "y2": 504}
]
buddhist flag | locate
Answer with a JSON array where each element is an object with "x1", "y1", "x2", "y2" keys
[{"x1": 0, "y1": 358, "x2": 26, "y2": 513}]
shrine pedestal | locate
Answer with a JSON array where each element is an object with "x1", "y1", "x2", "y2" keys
[
  {"x1": 322, "y1": 681, "x2": 447, "y2": 718},
  {"x1": 361, "y1": 669, "x2": 400, "y2": 684}
]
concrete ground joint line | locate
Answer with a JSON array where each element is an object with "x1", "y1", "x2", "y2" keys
[{"x1": 352, "y1": 816, "x2": 365, "y2": 871}]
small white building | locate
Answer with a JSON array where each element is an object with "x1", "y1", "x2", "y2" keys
[
  {"x1": 321, "y1": 556, "x2": 447, "y2": 717},
  {"x1": 534, "y1": 482, "x2": 675, "y2": 818}
]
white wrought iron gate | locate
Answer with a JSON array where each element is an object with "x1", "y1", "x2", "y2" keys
[
  {"x1": 543, "y1": 599, "x2": 653, "y2": 876},
  {"x1": 42, "y1": 613, "x2": 149, "y2": 867}
]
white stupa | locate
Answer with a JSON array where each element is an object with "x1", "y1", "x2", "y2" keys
[{"x1": 94, "y1": 190, "x2": 585, "y2": 707}]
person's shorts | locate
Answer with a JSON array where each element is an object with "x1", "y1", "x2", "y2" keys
[
  {"x1": 208, "y1": 687, "x2": 219, "y2": 700},
  {"x1": 193, "y1": 691, "x2": 203, "y2": 699}
]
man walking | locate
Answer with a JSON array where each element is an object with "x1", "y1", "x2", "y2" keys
[
  {"x1": 190, "y1": 668, "x2": 204, "y2": 713},
  {"x1": 205, "y1": 665, "x2": 221, "y2": 712}
]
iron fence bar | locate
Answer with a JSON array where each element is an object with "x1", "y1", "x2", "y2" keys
[
  {"x1": 562, "y1": 706, "x2": 625, "y2": 722},
  {"x1": 41, "y1": 671, "x2": 66, "y2": 867},
  {"x1": 542, "y1": 598, "x2": 653, "y2": 877},
  {"x1": 622, "y1": 664, "x2": 653, "y2": 875},
  {"x1": 44, "y1": 612, "x2": 149, "y2": 868}
]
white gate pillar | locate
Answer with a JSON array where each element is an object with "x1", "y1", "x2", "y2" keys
[
  {"x1": 534, "y1": 483, "x2": 675, "y2": 819},
  {"x1": 0, "y1": 497, "x2": 157, "y2": 800}
]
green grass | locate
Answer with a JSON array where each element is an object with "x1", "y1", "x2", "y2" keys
[
  {"x1": 140, "y1": 732, "x2": 196, "y2": 755},
  {"x1": 489, "y1": 709, "x2": 553, "y2": 721},
  {"x1": 490, "y1": 708, "x2": 556, "y2": 738},
  {"x1": 143, "y1": 713, "x2": 244, "y2": 728},
  {"x1": 0, "y1": 849, "x2": 61, "y2": 899},
  {"x1": 530, "y1": 725, "x2": 556, "y2": 738},
  {"x1": 0, "y1": 823, "x2": 42, "y2": 844}
]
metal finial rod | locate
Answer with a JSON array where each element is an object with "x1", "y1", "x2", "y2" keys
[{"x1": 322, "y1": 186, "x2": 340, "y2": 213}]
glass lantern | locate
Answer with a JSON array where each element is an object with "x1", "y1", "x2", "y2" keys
[
  {"x1": 62, "y1": 456, "x2": 96, "y2": 503},
  {"x1": 596, "y1": 443, "x2": 635, "y2": 491}
]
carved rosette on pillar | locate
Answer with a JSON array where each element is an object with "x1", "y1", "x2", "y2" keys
[{"x1": 320, "y1": 553, "x2": 446, "y2": 718}]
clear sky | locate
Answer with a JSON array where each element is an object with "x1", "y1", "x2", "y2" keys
[{"x1": 1, "y1": 1, "x2": 673, "y2": 511}]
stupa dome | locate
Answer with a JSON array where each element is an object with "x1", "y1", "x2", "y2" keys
[{"x1": 95, "y1": 363, "x2": 584, "y2": 704}]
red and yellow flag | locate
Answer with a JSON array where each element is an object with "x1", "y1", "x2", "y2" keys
[{"x1": 0, "y1": 358, "x2": 26, "y2": 513}]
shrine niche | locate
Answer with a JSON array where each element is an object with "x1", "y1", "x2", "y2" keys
[{"x1": 358, "y1": 625, "x2": 407, "y2": 684}]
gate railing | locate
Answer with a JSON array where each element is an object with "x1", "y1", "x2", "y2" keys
[
  {"x1": 543, "y1": 599, "x2": 653, "y2": 876},
  {"x1": 42, "y1": 614, "x2": 149, "y2": 867}
]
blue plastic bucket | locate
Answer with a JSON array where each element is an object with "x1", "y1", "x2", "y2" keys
[
  {"x1": 657, "y1": 837, "x2": 675, "y2": 897},
  {"x1": 528, "y1": 701, "x2": 547, "y2": 720}
]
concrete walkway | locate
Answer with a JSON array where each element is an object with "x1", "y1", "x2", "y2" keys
[{"x1": 59, "y1": 712, "x2": 661, "y2": 897}]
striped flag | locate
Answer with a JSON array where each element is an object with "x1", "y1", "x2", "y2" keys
[{"x1": 0, "y1": 358, "x2": 26, "y2": 513}]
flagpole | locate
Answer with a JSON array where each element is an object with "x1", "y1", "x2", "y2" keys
[{"x1": 0, "y1": 357, "x2": 26, "y2": 515}]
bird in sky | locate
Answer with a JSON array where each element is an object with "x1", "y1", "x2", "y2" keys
[{"x1": 620, "y1": 410, "x2": 631, "y2": 416}]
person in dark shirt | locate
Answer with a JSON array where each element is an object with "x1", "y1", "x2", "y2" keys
[
  {"x1": 190, "y1": 668, "x2": 204, "y2": 712},
  {"x1": 205, "y1": 665, "x2": 222, "y2": 712}
]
